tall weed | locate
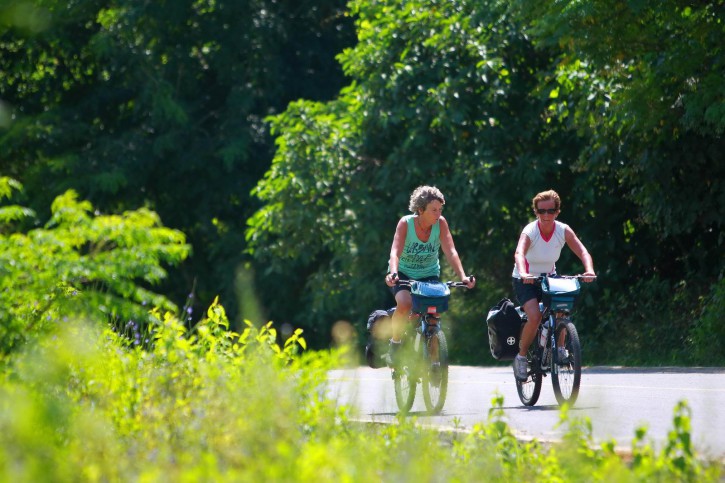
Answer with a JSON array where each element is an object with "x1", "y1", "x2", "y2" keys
[{"x1": 0, "y1": 300, "x2": 721, "y2": 481}]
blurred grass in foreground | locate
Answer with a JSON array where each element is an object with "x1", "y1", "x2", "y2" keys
[{"x1": 0, "y1": 299, "x2": 721, "y2": 481}]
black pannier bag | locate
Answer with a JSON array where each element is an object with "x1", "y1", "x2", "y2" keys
[
  {"x1": 365, "y1": 308, "x2": 394, "y2": 368},
  {"x1": 486, "y1": 298, "x2": 522, "y2": 361}
]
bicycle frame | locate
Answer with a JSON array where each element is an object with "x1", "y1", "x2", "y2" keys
[
  {"x1": 519, "y1": 303, "x2": 567, "y2": 373},
  {"x1": 515, "y1": 274, "x2": 589, "y2": 407},
  {"x1": 391, "y1": 279, "x2": 470, "y2": 414}
]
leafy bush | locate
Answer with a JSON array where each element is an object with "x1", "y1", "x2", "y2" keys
[
  {"x1": 0, "y1": 300, "x2": 721, "y2": 481},
  {"x1": 0, "y1": 177, "x2": 189, "y2": 359},
  {"x1": 689, "y1": 276, "x2": 725, "y2": 364},
  {"x1": 578, "y1": 275, "x2": 723, "y2": 366}
]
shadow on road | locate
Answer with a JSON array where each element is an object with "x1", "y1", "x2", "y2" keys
[{"x1": 504, "y1": 404, "x2": 597, "y2": 411}]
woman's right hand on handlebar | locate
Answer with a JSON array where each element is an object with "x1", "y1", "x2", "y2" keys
[
  {"x1": 521, "y1": 273, "x2": 537, "y2": 284},
  {"x1": 385, "y1": 272, "x2": 399, "y2": 287}
]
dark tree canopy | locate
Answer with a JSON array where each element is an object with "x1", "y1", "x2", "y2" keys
[{"x1": 2, "y1": 0, "x2": 723, "y2": 364}]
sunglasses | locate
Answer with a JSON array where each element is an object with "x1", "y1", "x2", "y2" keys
[{"x1": 536, "y1": 208, "x2": 558, "y2": 214}]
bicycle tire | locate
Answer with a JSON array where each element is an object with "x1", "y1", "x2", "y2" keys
[
  {"x1": 516, "y1": 325, "x2": 542, "y2": 406},
  {"x1": 552, "y1": 320, "x2": 582, "y2": 406},
  {"x1": 393, "y1": 335, "x2": 418, "y2": 413},
  {"x1": 422, "y1": 330, "x2": 449, "y2": 414}
]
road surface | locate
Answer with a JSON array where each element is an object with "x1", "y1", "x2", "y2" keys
[{"x1": 328, "y1": 365, "x2": 725, "y2": 460}]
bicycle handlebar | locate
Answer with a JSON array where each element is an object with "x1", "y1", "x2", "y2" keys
[
  {"x1": 392, "y1": 275, "x2": 475, "y2": 289},
  {"x1": 522, "y1": 274, "x2": 597, "y2": 282}
]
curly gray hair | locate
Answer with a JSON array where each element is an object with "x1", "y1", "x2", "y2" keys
[{"x1": 408, "y1": 186, "x2": 445, "y2": 214}]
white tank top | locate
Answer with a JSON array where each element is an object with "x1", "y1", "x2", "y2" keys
[{"x1": 512, "y1": 220, "x2": 568, "y2": 278}]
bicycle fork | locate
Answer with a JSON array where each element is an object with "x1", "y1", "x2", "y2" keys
[{"x1": 419, "y1": 315, "x2": 441, "y2": 362}]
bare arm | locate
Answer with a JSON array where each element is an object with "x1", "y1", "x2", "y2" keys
[
  {"x1": 385, "y1": 218, "x2": 408, "y2": 286},
  {"x1": 564, "y1": 226, "x2": 596, "y2": 281},
  {"x1": 514, "y1": 232, "x2": 534, "y2": 282},
  {"x1": 439, "y1": 217, "x2": 475, "y2": 288}
]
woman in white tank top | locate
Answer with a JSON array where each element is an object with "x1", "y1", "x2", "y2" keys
[{"x1": 511, "y1": 190, "x2": 596, "y2": 381}]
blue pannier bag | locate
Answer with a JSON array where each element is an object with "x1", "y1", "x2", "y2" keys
[{"x1": 410, "y1": 281, "x2": 450, "y2": 314}]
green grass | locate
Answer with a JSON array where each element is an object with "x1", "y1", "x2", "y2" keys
[{"x1": 0, "y1": 300, "x2": 721, "y2": 482}]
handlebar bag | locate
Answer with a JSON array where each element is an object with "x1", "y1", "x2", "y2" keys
[
  {"x1": 542, "y1": 276, "x2": 581, "y2": 310},
  {"x1": 410, "y1": 281, "x2": 451, "y2": 314},
  {"x1": 486, "y1": 298, "x2": 522, "y2": 361}
]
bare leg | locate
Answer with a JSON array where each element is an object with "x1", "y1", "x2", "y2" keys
[
  {"x1": 391, "y1": 291, "x2": 412, "y2": 342},
  {"x1": 519, "y1": 298, "x2": 541, "y2": 356},
  {"x1": 553, "y1": 312, "x2": 565, "y2": 347}
]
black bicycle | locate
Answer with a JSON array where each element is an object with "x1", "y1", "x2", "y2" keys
[
  {"x1": 391, "y1": 279, "x2": 471, "y2": 414},
  {"x1": 515, "y1": 274, "x2": 594, "y2": 407}
]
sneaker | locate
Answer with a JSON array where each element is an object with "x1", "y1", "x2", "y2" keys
[
  {"x1": 387, "y1": 339, "x2": 402, "y2": 368},
  {"x1": 557, "y1": 347, "x2": 569, "y2": 365},
  {"x1": 513, "y1": 354, "x2": 528, "y2": 381}
]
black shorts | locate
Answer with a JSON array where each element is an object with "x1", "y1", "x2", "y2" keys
[
  {"x1": 391, "y1": 272, "x2": 440, "y2": 296},
  {"x1": 512, "y1": 277, "x2": 542, "y2": 306}
]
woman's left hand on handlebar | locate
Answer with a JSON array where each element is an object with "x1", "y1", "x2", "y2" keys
[
  {"x1": 463, "y1": 275, "x2": 476, "y2": 289},
  {"x1": 582, "y1": 271, "x2": 596, "y2": 283}
]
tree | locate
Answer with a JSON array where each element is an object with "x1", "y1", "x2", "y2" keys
[
  {"x1": 0, "y1": 0, "x2": 355, "y2": 327},
  {"x1": 247, "y1": 0, "x2": 724, "y2": 363},
  {"x1": 511, "y1": 0, "x2": 724, "y2": 278},
  {"x1": 247, "y1": 0, "x2": 586, "y2": 349},
  {"x1": 0, "y1": 177, "x2": 189, "y2": 358}
]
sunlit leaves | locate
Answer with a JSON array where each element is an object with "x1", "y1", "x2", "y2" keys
[
  {"x1": 0, "y1": 178, "x2": 190, "y2": 358},
  {"x1": 0, "y1": 0, "x2": 355, "y2": 329}
]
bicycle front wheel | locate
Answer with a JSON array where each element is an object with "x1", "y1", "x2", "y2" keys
[
  {"x1": 552, "y1": 320, "x2": 582, "y2": 406},
  {"x1": 393, "y1": 365, "x2": 417, "y2": 413},
  {"x1": 516, "y1": 338, "x2": 542, "y2": 406},
  {"x1": 393, "y1": 336, "x2": 419, "y2": 413},
  {"x1": 422, "y1": 330, "x2": 449, "y2": 414}
]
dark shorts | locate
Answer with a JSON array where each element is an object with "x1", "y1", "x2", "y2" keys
[
  {"x1": 391, "y1": 272, "x2": 440, "y2": 296},
  {"x1": 512, "y1": 277, "x2": 542, "y2": 306}
]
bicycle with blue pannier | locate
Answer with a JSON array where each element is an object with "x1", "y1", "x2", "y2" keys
[{"x1": 385, "y1": 279, "x2": 470, "y2": 414}]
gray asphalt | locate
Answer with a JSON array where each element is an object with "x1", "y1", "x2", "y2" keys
[{"x1": 327, "y1": 365, "x2": 725, "y2": 461}]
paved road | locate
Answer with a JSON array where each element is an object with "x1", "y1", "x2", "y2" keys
[{"x1": 327, "y1": 365, "x2": 725, "y2": 460}]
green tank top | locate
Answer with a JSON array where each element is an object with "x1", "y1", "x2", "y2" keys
[{"x1": 395, "y1": 215, "x2": 441, "y2": 279}]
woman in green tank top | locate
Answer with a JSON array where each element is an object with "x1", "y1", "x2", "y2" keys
[{"x1": 384, "y1": 186, "x2": 476, "y2": 363}]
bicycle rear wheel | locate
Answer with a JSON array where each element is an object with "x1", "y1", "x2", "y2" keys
[
  {"x1": 552, "y1": 320, "x2": 582, "y2": 406},
  {"x1": 516, "y1": 325, "x2": 542, "y2": 406},
  {"x1": 422, "y1": 330, "x2": 449, "y2": 414}
]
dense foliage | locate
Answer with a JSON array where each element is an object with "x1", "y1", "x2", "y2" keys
[
  {"x1": 0, "y1": 1, "x2": 722, "y2": 477},
  {"x1": 0, "y1": 0, "x2": 355, "y2": 324},
  {"x1": 1, "y1": 303, "x2": 721, "y2": 481},
  {"x1": 246, "y1": 0, "x2": 724, "y2": 363},
  {"x1": 1, "y1": 0, "x2": 723, "y2": 364},
  {"x1": 0, "y1": 177, "x2": 189, "y2": 360}
]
